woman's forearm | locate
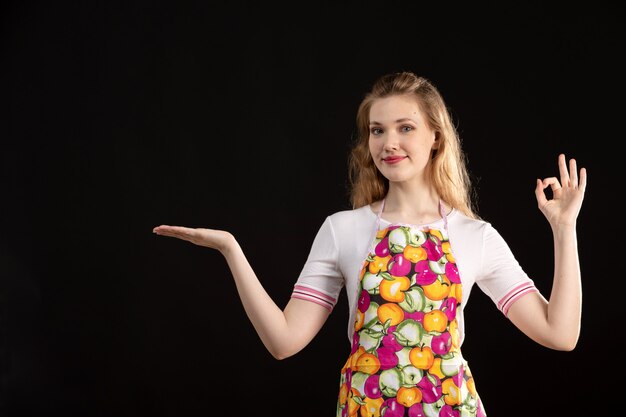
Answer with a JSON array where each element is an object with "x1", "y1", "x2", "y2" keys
[
  {"x1": 220, "y1": 237, "x2": 291, "y2": 358},
  {"x1": 546, "y1": 225, "x2": 582, "y2": 349}
]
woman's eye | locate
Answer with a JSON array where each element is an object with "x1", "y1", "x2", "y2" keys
[
  {"x1": 401, "y1": 125, "x2": 413, "y2": 132},
  {"x1": 371, "y1": 128, "x2": 383, "y2": 135}
]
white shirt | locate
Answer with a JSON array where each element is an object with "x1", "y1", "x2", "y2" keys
[{"x1": 291, "y1": 203, "x2": 538, "y2": 346}]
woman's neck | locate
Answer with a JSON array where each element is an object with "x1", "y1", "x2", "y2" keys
[{"x1": 380, "y1": 185, "x2": 443, "y2": 224}]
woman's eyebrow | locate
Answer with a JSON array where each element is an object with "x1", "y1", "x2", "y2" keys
[{"x1": 369, "y1": 117, "x2": 418, "y2": 126}]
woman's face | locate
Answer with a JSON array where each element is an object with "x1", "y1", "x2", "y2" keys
[{"x1": 368, "y1": 94, "x2": 438, "y2": 185}]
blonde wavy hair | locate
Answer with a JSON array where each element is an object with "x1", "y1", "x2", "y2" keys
[{"x1": 347, "y1": 71, "x2": 479, "y2": 219}]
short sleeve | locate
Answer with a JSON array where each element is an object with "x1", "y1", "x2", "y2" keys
[
  {"x1": 476, "y1": 224, "x2": 539, "y2": 317},
  {"x1": 290, "y1": 216, "x2": 344, "y2": 311}
]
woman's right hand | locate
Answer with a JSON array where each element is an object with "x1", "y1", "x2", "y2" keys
[{"x1": 152, "y1": 225, "x2": 235, "y2": 254}]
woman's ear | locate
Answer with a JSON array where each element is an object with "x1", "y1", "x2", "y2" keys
[
  {"x1": 432, "y1": 132, "x2": 440, "y2": 149},
  {"x1": 431, "y1": 133, "x2": 440, "y2": 160}
]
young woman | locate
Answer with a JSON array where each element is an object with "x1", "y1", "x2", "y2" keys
[{"x1": 153, "y1": 71, "x2": 587, "y2": 417}]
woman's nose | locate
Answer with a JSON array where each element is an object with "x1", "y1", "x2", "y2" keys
[{"x1": 383, "y1": 134, "x2": 399, "y2": 150}]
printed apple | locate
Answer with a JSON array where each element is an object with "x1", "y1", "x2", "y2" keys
[
  {"x1": 348, "y1": 346, "x2": 366, "y2": 370},
  {"x1": 401, "y1": 365, "x2": 423, "y2": 386},
  {"x1": 428, "y1": 259, "x2": 446, "y2": 275},
  {"x1": 440, "y1": 297, "x2": 457, "y2": 322},
  {"x1": 395, "y1": 347, "x2": 412, "y2": 368},
  {"x1": 439, "y1": 404, "x2": 460, "y2": 417},
  {"x1": 429, "y1": 358, "x2": 445, "y2": 380},
  {"x1": 441, "y1": 378, "x2": 461, "y2": 407},
  {"x1": 379, "y1": 274, "x2": 411, "y2": 303},
  {"x1": 421, "y1": 401, "x2": 442, "y2": 417},
  {"x1": 423, "y1": 310, "x2": 448, "y2": 333},
  {"x1": 350, "y1": 371, "x2": 369, "y2": 395},
  {"x1": 408, "y1": 403, "x2": 426, "y2": 417},
  {"x1": 388, "y1": 253, "x2": 413, "y2": 277},
  {"x1": 444, "y1": 261, "x2": 460, "y2": 284},
  {"x1": 439, "y1": 352, "x2": 462, "y2": 378},
  {"x1": 409, "y1": 345, "x2": 435, "y2": 370},
  {"x1": 354, "y1": 310, "x2": 365, "y2": 335},
  {"x1": 423, "y1": 296, "x2": 443, "y2": 312},
  {"x1": 376, "y1": 346, "x2": 399, "y2": 370},
  {"x1": 380, "y1": 398, "x2": 404, "y2": 417},
  {"x1": 393, "y1": 319, "x2": 425, "y2": 347},
  {"x1": 376, "y1": 227, "x2": 389, "y2": 239},
  {"x1": 430, "y1": 331, "x2": 452, "y2": 355},
  {"x1": 363, "y1": 374, "x2": 383, "y2": 399},
  {"x1": 358, "y1": 323, "x2": 384, "y2": 351},
  {"x1": 362, "y1": 271, "x2": 384, "y2": 294},
  {"x1": 417, "y1": 373, "x2": 442, "y2": 403},
  {"x1": 398, "y1": 287, "x2": 426, "y2": 312},
  {"x1": 397, "y1": 386, "x2": 422, "y2": 408},
  {"x1": 408, "y1": 229, "x2": 427, "y2": 247},
  {"x1": 382, "y1": 325, "x2": 404, "y2": 352},
  {"x1": 388, "y1": 227, "x2": 410, "y2": 253},
  {"x1": 377, "y1": 303, "x2": 405, "y2": 327},
  {"x1": 442, "y1": 241, "x2": 455, "y2": 263},
  {"x1": 403, "y1": 244, "x2": 428, "y2": 264},
  {"x1": 358, "y1": 289, "x2": 371, "y2": 313},
  {"x1": 428, "y1": 229, "x2": 444, "y2": 242},
  {"x1": 361, "y1": 271, "x2": 383, "y2": 295},
  {"x1": 355, "y1": 352, "x2": 381, "y2": 375},
  {"x1": 363, "y1": 302, "x2": 380, "y2": 329},
  {"x1": 375, "y1": 235, "x2": 391, "y2": 257},
  {"x1": 369, "y1": 254, "x2": 392, "y2": 274},
  {"x1": 360, "y1": 396, "x2": 384, "y2": 417},
  {"x1": 422, "y1": 275, "x2": 451, "y2": 301},
  {"x1": 422, "y1": 237, "x2": 443, "y2": 261},
  {"x1": 347, "y1": 388, "x2": 363, "y2": 416},
  {"x1": 414, "y1": 260, "x2": 438, "y2": 285},
  {"x1": 379, "y1": 368, "x2": 402, "y2": 397}
]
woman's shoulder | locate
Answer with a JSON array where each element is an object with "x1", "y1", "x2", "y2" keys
[
  {"x1": 447, "y1": 211, "x2": 513, "y2": 249},
  {"x1": 449, "y1": 209, "x2": 489, "y2": 226},
  {"x1": 447, "y1": 210, "x2": 494, "y2": 236},
  {"x1": 321, "y1": 204, "x2": 376, "y2": 238},
  {"x1": 327, "y1": 204, "x2": 374, "y2": 225}
]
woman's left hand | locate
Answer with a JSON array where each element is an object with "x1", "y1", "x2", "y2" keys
[{"x1": 535, "y1": 153, "x2": 587, "y2": 229}]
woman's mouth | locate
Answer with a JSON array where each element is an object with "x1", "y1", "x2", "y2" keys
[{"x1": 383, "y1": 156, "x2": 407, "y2": 164}]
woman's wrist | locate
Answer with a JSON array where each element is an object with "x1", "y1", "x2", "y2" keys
[
  {"x1": 551, "y1": 223, "x2": 577, "y2": 240},
  {"x1": 218, "y1": 232, "x2": 239, "y2": 257}
]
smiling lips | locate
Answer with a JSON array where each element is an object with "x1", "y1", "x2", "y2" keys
[{"x1": 384, "y1": 156, "x2": 407, "y2": 164}]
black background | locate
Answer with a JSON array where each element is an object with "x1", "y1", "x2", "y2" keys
[{"x1": 2, "y1": 2, "x2": 624, "y2": 416}]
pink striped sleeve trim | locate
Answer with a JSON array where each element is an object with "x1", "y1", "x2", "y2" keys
[
  {"x1": 291, "y1": 284, "x2": 337, "y2": 311},
  {"x1": 498, "y1": 282, "x2": 539, "y2": 316}
]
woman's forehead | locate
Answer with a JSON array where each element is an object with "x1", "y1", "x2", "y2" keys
[{"x1": 369, "y1": 95, "x2": 424, "y2": 124}]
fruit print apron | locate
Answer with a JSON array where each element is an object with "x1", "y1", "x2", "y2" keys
[{"x1": 336, "y1": 198, "x2": 487, "y2": 417}]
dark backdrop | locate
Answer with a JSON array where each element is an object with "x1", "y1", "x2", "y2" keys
[{"x1": 2, "y1": 2, "x2": 624, "y2": 416}]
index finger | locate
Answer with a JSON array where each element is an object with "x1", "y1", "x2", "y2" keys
[
  {"x1": 153, "y1": 225, "x2": 197, "y2": 239},
  {"x1": 558, "y1": 153, "x2": 570, "y2": 187},
  {"x1": 568, "y1": 158, "x2": 579, "y2": 187}
]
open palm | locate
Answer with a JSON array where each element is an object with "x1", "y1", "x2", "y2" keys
[{"x1": 153, "y1": 225, "x2": 234, "y2": 253}]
